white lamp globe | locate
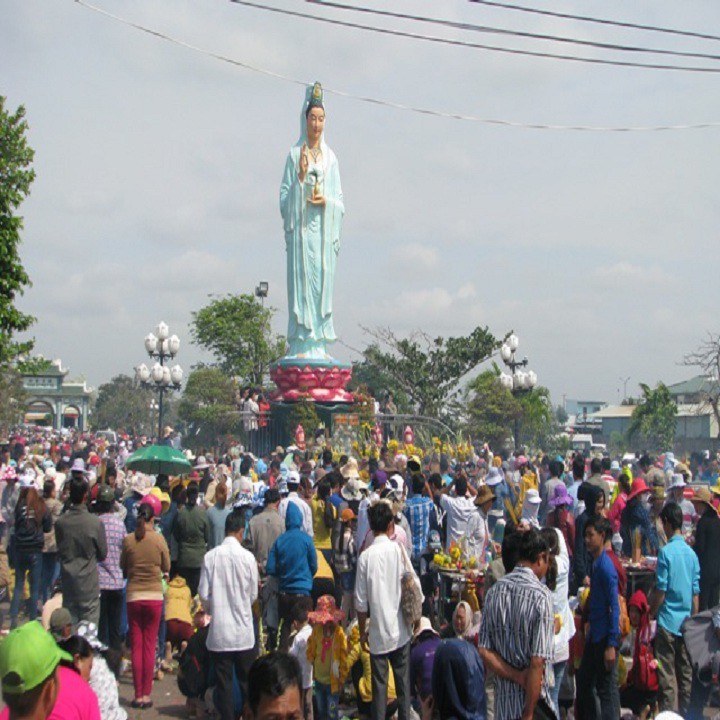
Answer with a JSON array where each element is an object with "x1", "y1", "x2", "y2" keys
[
  {"x1": 156, "y1": 322, "x2": 169, "y2": 341},
  {"x1": 170, "y1": 365, "x2": 183, "y2": 384},
  {"x1": 168, "y1": 335, "x2": 180, "y2": 355},
  {"x1": 161, "y1": 366, "x2": 171, "y2": 386},
  {"x1": 508, "y1": 334, "x2": 519, "y2": 352},
  {"x1": 136, "y1": 363, "x2": 150, "y2": 383},
  {"x1": 514, "y1": 371, "x2": 526, "y2": 390},
  {"x1": 151, "y1": 363, "x2": 164, "y2": 384},
  {"x1": 527, "y1": 371, "x2": 538, "y2": 388},
  {"x1": 144, "y1": 333, "x2": 158, "y2": 354},
  {"x1": 500, "y1": 344, "x2": 512, "y2": 362}
]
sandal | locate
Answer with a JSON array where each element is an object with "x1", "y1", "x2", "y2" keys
[
  {"x1": 141, "y1": 701, "x2": 153, "y2": 710},
  {"x1": 130, "y1": 700, "x2": 143, "y2": 709}
]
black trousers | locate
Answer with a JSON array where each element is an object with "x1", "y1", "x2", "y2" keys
[
  {"x1": 99, "y1": 589, "x2": 124, "y2": 652},
  {"x1": 178, "y1": 566, "x2": 201, "y2": 597},
  {"x1": 699, "y1": 578, "x2": 720, "y2": 611},
  {"x1": 211, "y1": 648, "x2": 257, "y2": 720},
  {"x1": 576, "y1": 640, "x2": 620, "y2": 720}
]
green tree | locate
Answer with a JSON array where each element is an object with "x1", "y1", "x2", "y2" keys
[
  {"x1": 93, "y1": 374, "x2": 154, "y2": 434},
  {"x1": 464, "y1": 369, "x2": 520, "y2": 449},
  {"x1": 0, "y1": 98, "x2": 36, "y2": 367},
  {"x1": 178, "y1": 367, "x2": 239, "y2": 448},
  {"x1": 361, "y1": 326, "x2": 499, "y2": 418},
  {"x1": 516, "y1": 386, "x2": 557, "y2": 450},
  {"x1": 682, "y1": 333, "x2": 720, "y2": 438},
  {"x1": 348, "y1": 360, "x2": 411, "y2": 412},
  {"x1": 555, "y1": 404, "x2": 569, "y2": 425},
  {"x1": 0, "y1": 367, "x2": 26, "y2": 436},
  {"x1": 627, "y1": 382, "x2": 677, "y2": 452},
  {"x1": 190, "y1": 294, "x2": 286, "y2": 385}
]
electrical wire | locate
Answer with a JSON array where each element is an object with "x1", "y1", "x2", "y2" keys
[
  {"x1": 467, "y1": 0, "x2": 720, "y2": 44},
  {"x1": 308, "y1": 0, "x2": 720, "y2": 63},
  {"x1": 73, "y1": 0, "x2": 720, "y2": 131},
  {"x1": 228, "y1": 0, "x2": 720, "y2": 73}
]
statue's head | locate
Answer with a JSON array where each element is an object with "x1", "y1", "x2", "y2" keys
[{"x1": 305, "y1": 82, "x2": 325, "y2": 144}]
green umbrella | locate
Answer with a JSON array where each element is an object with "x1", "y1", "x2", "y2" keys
[{"x1": 124, "y1": 444, "x2": 192, "y2": 476}]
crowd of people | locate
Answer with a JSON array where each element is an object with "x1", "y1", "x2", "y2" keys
[{"x1": 1, "y1": 426, "x2": 720, "y2": 720}]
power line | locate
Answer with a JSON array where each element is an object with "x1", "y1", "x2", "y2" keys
[
  {"x1": 73, "y1": 0, "x2": 720, "y2": 131},
  {"x1": 308, "y1": 0, "x2": 720, "y2": 63},
  {"x1": 468, "y1": 0, "x2": 720, "y2": 44},
  {"x1": 229, "y1": 0, "x2": 720, "y2": 73}
]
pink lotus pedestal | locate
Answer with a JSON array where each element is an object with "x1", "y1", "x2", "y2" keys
[{"x1": 270, "y1": 358, "x2": 353, "y2": 404}]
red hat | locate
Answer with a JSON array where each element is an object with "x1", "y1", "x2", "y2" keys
[
  {"x1": 308, "y1": 595, "x2": 345, "y2": 626},
  {"x1": 627, "y1": 478, "x2": 650, "y2": 502}
]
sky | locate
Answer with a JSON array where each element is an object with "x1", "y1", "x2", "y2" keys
[{"x1": 3, "y1": 0, "x2": 720, "y2": 408}]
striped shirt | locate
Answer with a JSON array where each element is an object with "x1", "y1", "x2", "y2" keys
[
  {"x1": 98, "y1": 513, "x2": 126, "y2": 591},
  {"x1": 478, "y1": 566, "x2": 554, "y2": 720},
  {"x1": 404, "y1": 495, "x2": 434, "y2": 559}
]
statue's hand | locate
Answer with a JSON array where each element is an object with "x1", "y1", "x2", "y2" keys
[
  {"x1": 307, "y1": 195, "x2": 326, "y2": 206},
  {"x1": 298, "y1": 144, "x2": 309, "y2": 183}
]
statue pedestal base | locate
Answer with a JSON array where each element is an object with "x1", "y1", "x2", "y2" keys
[{"x1": 270, "y1": 357, "x2": 353, "y2": 404}]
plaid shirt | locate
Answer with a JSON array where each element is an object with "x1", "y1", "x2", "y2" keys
[
  {"x1": 403, "y1": 495, "x2": 434, "y2": 559},
  {"x1": 98, "y1": 513, "x2": 126, "y2": 591}
]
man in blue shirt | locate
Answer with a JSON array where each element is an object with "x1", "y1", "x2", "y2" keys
[
  {"x1": 650, "y1": 502, "x2": 700, "y2": 716},
  {"x1": 576, "y1": 516, "x2": 620, "y2": 720},
  {"x1": 403, "y1": 475, "x2": 437, "y2": 570}
]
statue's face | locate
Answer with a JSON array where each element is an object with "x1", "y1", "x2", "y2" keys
[{"x1": 306, "y1": 107, "x2": 325, "y2": 143}]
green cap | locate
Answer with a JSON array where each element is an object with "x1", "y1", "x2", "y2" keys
[{"x1": 0, "y1": 622, "x2": 71, "y2": 695}]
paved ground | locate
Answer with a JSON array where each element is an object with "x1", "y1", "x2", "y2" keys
[{"x1": 118, "y1": 670, "x2": 189, "y2": 720}]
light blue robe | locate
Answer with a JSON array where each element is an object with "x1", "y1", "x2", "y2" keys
[{"x1": 279, "y1": 88, "x2": 344, "y2": 359}]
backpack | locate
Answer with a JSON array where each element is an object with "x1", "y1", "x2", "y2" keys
[
  {"x1": 177, "y1": 627, "x2": 209, "y2": 698},
  {"x1": 682, "y1": 608, "x2": 720, "y2": 686},
  {"x1": 631, "y1": 624, "x2": 658, "y2": 692}
]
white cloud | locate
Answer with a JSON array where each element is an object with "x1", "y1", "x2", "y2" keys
[
  {"x1": 390, "y1": 243, "x2": 439, "y2": 269},
  {"x1": 591, "y1": 263, "x2": 671, "y2": 286}
]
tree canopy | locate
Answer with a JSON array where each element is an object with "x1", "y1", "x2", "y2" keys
[
  {"x1": 627, "y1": 382, "x2": 677, "y2": 452},
  {"x1": 93, "y1": 374, "x2": 155, "y2": 434},
  {"x1": 360, "y1": 325, "x2": 499, "y2": 418},
  {"x1": 190, "y1": 294, "x2": 286, "y2": 386},
  {"x1": 178, "y1": 367, "x2": 238, "y2": 448},
  {"x1": 683, "y1": 332, "x2": 720, "y2": 438},
  {"x1": 0, "y1": 98, "x2": 36, "y2": 367}
]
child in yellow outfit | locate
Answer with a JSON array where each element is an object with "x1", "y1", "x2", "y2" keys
[
  {"x1": 306, "y1": 595, "x2": 348, "y2": 720},
  {"x1": 346, "y1": 623, "x2": 397, "y2": 719}
]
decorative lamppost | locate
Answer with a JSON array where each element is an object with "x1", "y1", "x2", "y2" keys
[
  {"x1": 498, "y1": 333, "x2": 538, "y2": 449},
  {"x1": 135, "y1": 321, "x2": 183, "y2": 441}
]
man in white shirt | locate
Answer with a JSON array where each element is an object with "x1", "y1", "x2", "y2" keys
[
  {"x1": 355, "y1": 501, "x2": 420, "y2": 720},
  {"x1": 199, "y1": 508, "x2": 259, "y2": 720},
  {"x1": 436, "y1": 475, "x2": 477, "y2": 551},
  {"x1": 279, "y1": 471, "x2": 313, "y2": 537}
]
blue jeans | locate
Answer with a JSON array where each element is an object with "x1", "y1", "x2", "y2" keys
[
  {"x1": 314, "y1": 681, "x2": 339, "y2": 720},
  {"x1": 40, "y1": 552, "x2": 59, "y2": 603},
  {"x1": 10, "y1": 550, "x2": 42, "y2": 625},
  {"x1": 550, "y1": 660, "x2": 567, "y2": 717}
]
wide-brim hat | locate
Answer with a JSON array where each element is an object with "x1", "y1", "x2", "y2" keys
[
  {"x1": 692, "y1": 486, "x2": 717, "y2": 513},
  {"x1": 524, "y1": 488, "x2": 541, "y2": 505},
  {"x1": 549, "y1": 484, "x2": 572, "y2": 508},
  {"x1": 474, "y1": 485, "x2": 495, "y2": 506},
  {"x1": 70, "y1": 458, "x2": 88, "y2": 475},
  {"x1": 341, "y1": 478, "x2": 363, "y2": 501},
  {"x1": 149, "y1": 486, "x2": 171, "y2": 513},
  {"x1": 413, "y1": 616, "x2": 439, "y2": 640},
  {"x1": 485, "y1": 468, "x2": 502, "y2": 486},
  {"x1": 341, "y1": 458, "x2": 360, "y2": 480},
  {"x1": 194, "y1": 456, "x2": 211, "y2": 470},
  {"x1": 407, "y1": 455, "x2": 422, "y2": 472},
  {"x1": 308, "y1": 594, "x2": 345, "y2": 625},
  {"x1": 668, "y1": 474, "x2": 686, "y2": 490},
  {"x1": 129, "y1": 472, "x2": 153, "y2": 496},
  {"x1": 627, "y1": 478, "x2": 651, "y2": 502}
]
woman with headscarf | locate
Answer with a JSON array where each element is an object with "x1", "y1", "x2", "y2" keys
[
  {"x1": 451, "y1": 600, "x2": 481, "y2": 648},
  {"x1": 520, "y1": 488, "x2": 542, "y2": 529},
  {"x1": 423, "y1": 638, "x2": 486, "y2": 720}
]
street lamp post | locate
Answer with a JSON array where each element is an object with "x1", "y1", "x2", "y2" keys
[
  {"x1": 498, "y1": 334, "x2": 538, "y2": 449},
  {"x1": 255, "y1": 281, "x2": 269, "y2": 307},
  {"x1": 135, "y1": 321, "x2": 184, "y2": 441}
]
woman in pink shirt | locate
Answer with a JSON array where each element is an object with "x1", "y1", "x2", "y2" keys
[{"x1": 608, "y1": 471, "x2": 632, "y2": 535}]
